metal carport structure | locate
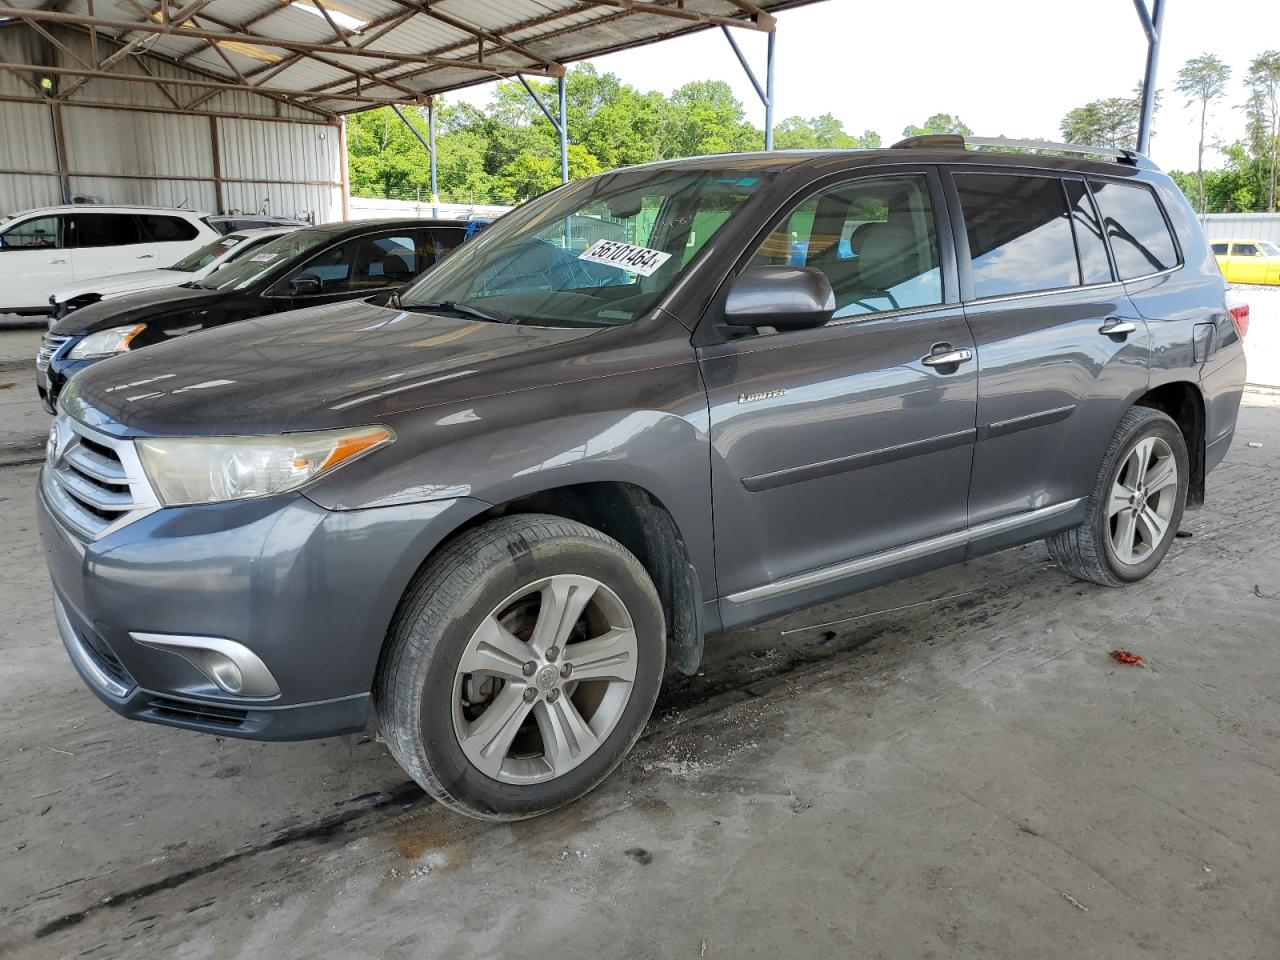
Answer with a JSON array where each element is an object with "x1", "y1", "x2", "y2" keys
[{"x1": 0, "y1": 0, "x2": 1168, "y2": 216}]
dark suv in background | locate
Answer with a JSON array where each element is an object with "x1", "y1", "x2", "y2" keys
[
  {"x1": 38, "y1": 137, "x2": 1246, "y2": 821},
  {"x1": 36, "y1": 218, "x2": 467, "y2": 412}
]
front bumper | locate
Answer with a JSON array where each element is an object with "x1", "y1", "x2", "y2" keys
[
  {"x1": 37, "y1": 471, "x2": 485, "y2": 740},
  {"x1": 38, "y1": 349, "x2": 99, "y2": 415}
]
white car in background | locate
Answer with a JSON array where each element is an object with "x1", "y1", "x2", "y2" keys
[
  {"x1": 49, "y1": 226, "x2": 298, "y2": 319},
  {"x1": 0, "y1": 205, "x2": 220, "y2": 316}
]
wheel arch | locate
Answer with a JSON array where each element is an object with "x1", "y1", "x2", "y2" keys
[
  {"x1": 1132, "y1": 380, "x2": 1206, "y2": 508},
  {"x1": 379, "y1": 480, "x2": 709, "y2": 681}
]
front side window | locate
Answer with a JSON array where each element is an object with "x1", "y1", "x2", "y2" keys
[
  {"x1": 956, "y1": 174, "x2": 1079, "y2": 299},
  {"x1": 1089, "y1": 179, "x2": 1179, "y2": 279},
  {"x1": 748, "y1": 174, "x2": 943, "y2": 319},
  {"x1": 1233, "y1": 243, "x2": 1260, "y2": 257},
  {"x1": 399, "y1": 169, "x2": 769, "y2": 327},
  {"x1": 72, "y1": 213, "x2": 142, "y2": 248},
  {"x1": 284, "y1": 241, "x2": 359, "y2": 293},
  {"x1": 142, "y1": 214, "x2": 198, "y2": 243},
  {"x1": 0, "y1": 215, "x2": 63, "y2": 249}
]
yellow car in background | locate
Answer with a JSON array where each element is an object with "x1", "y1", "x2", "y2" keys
[{"x1": 1211, "y1": 239, "x2": 1280, "y2": 285}]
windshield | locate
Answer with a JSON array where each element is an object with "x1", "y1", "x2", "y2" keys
[
  {"x1": 399, "y1": 168, "x2": 771, "y2": 327},
  {"x1": 1260, "y1": 241, "x2": 1280, "y2": 257},
  {"x1": 197, "y1": 229, "x2": 331, "y2": 291},
  {"x1": 170, "y1": 235, "x2": 247, "y2": 272}
]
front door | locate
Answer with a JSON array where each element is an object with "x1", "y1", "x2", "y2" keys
[
  {"x1": 698, "y1": 168, "x2": 977, "y2": 621},
  {"x1": 950, "y1": 170, "x2": 1152, "y2": 534},
  {"x1": 1228, "y1": 242, "x2": 1267, "y2": 284},
  {"x1": 0, "y1": 214, "x2": 73, "y2": 311}
]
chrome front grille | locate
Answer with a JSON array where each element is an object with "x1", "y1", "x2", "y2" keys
[
  {"x1": 42, "y1": 414, "x2": 160, "y2": 540},
  {"x1": 36, "y1": 334, "x2": 70, "y2": 371}
]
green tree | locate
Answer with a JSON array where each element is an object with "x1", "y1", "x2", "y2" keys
[
  {"x1": 1245, "y1": 50, "x2": 1280, "y2": 211},
  {"x1": 1175, "y1": 53, "x2": 1232, "y2": 214},
  {"x1": 658, "y1": 80, "x2": 760, "y2": 157},
  {"x1": 1059, "y1": 85, "x2": 1158, "y2": 150},
  {"x1": 901, "y1": 113, "x2": 972, "y2": 138},
  {"x1": 775, "y1": 113, "x2": 880, "y2": 149}
]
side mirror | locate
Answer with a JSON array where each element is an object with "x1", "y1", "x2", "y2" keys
[
  {"x1": 723, "y1": 265, "x2": 835, "y2": 330},
  {"x1": 289, "y1": 273, "x2": 323, "y2": 295}
]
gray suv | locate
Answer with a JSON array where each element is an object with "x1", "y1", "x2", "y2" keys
[{"x1": 37, "y1": 137, "x2": 1247, "y2": 820}]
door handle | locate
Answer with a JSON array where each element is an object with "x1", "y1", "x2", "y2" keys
[
  {"x1": 136, "y1": 254, "x2": 155, "y2": 259},
  {"x1": 49, "y1": 257, "x2": 68, "y2": 264},
  {"x1": 922, "y1": 346, "x2": 973, "y2": 369},
  {"x1": 1099, "y1": 318, "x2": 1137, "y2": 340}
]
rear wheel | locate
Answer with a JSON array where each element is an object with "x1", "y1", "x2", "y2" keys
[
  {"x1": 375, "y1": 514, "x2": 665, "y2": 821},
  {"x1": 1047, "y1": 406, "x2": 1188, "y2": 586}
]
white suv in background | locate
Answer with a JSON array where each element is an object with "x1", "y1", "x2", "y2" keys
[
  {"x1": 0, "y1": 205, "x2": 219, "y2": 316},
  {"x1": 48, "y1": 226, "x2": 297, "y2": 319}
]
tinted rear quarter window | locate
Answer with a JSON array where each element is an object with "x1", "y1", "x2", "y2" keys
[
  {"x1": 142, "y1": 214, "x2": 198, "y2": 242},
  {"x1": 955, "y1": 173, "x2": 1079, "y2": 298},
  {"x1": 1088, "y1": 179, "x2": 1179, "y2": 279},
  {"x1": 1210, "y1": 242, "x2": 1228, "y2": 255}
]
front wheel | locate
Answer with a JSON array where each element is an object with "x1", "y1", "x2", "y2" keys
[
  {"x1": 1047, "y1": 406, "x2": 1189, "y2": 586},
  {"x1": 375, "y1": 515, "x2": 665, "y2": 821}
]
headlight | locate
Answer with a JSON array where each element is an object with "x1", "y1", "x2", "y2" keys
[
  {"x1": 67, "y1": 324, "x2": 145, "y2": 359},
  {"x1": 135, "y1": 426, "x2": 394, "y2": 506}
]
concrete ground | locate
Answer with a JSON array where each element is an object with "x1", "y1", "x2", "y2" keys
[{"x1": 1, "y1": 328, "x2": 1280, "y2": 959}]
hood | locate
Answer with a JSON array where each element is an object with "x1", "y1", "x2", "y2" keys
[
  {"x1": 52, "y1": 269, "x2": 190, "y2": 306},
  {"x1": 62, "y1": 298, "x2": 605, "y2": 437},
  {"x1": 51, "y1": 284, "x2": 223, "y2": 336}
]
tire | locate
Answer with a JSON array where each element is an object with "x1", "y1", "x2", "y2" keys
[
  {"x1": 374, "y1": 514, "x2": 666, "y2": 821},
  {"x1": 1046, "y1": 406, "x2": 1189, "y2": 587}
]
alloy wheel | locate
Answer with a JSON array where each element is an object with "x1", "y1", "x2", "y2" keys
[
  {"x1": 1108, "y1": 435, "x2": 1178, "y2": 565},
  {"x1": 451, "y1": 574, "x2": 638, "y2": 784}
]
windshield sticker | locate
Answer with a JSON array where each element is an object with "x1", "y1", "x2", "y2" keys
[
  {"x1": 248, "y1": 252, "x2": 278, "y2": 262},
  {"x1": 577, "y1": 239, "x2": 671, "y2": 276}
]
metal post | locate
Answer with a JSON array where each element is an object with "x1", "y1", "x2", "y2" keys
[
  {"x1": 721, "y1": 24, "x2": 776, "y2": 151},
  {"x1": 428, "y1": 99, "x2": 438, "y2": 218},
  {"x1": 558, "y1": 74, "x2": 568, "y2": 184},
  {"x1": 764, "y1": 30, "x2": 775, "y2": 151},
  {"x1": 1134, "y1": 0, "x2": 1164, "y2": 155},
  {"x1": 391, "y1": 102, "x2": 434, "y2": 212}
]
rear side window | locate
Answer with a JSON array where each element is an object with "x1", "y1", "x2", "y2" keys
[
  {"x1": 141, "y1": 214, "x2": 198, "y2": 242},
  {"x1": 1210, "y1": 242, "x2": 1228, "y2": 255},
  {"x1": 351, "y1": 235, "x2": 417, "y2": 287},
  {"x1": 955, "y1": 174, "x2": 1078, "y2": 298},
  {"x1": 1232, "y1": 243, "x2": 1260, "y2": 257},
  {"x1": 1088, "y1": 180, "x2": 1179, "y2": 279},
  {"x1": 72, "y1": 213, "x2": 142, "y2": 248},
  {"x1": 1064, "y1": 180, "x2": 1113, "y2": 285},
  {"x1": 425, "y1": 227, "x2": 464, "y2": 264}
]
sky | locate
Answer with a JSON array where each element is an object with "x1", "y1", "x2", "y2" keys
[{"x1": 449, "y1": 0, "x2": 1277, "y2": 173}]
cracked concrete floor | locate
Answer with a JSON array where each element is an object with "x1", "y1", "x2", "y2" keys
[{"x1": 1, "y1": 401, "x2": 1278, "y2": 960}]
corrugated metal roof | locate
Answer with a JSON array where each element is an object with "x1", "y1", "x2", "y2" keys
[{"x1": 1, "y1": 0, "x2": 822, "y2": 117}]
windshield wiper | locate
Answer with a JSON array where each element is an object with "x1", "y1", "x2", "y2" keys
[{"x1": 403, "y1": 300, "x2": 522, "y2": 325}]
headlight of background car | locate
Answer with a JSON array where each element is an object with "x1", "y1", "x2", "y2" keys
[
  {"x1": 135, "y1": 426, "x2": 394, "y2": 506},
  {"x1": 66, "y1": 324, "x2": 146, "y2": 359}
]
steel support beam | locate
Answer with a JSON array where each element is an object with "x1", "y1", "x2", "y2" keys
[
  {"x1": 722, "y1": 24, "x2": 775, "y2": 150},
  {"x1": 428, "y1": 100, "x2": 438, "y2": 217},
  {"x1": 518, "y1": 74, "x2": 569, "y2": 186},
  {"x1": 1133, "y1": 0, "x2": 1163, "y2": 155}
]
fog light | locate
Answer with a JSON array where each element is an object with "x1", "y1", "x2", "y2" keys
[{"x1": 130, "y1": 632, "x2": 279, "y2": 697}]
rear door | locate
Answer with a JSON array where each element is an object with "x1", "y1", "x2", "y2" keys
[
  {"x1": 139, "y1": 213, "x2": 204, "y2": 266},
  {"x1": 950, "y1": 169, "x2": 1150, "y2": 538},
  {"x1": 699, "y1": 167, "x2": 977, "y2": 612},
  {"x1": 69, "y1": 212, "x2": 157, "y2": 281},
  {"x1": 0, "y1": 214, "x2": 73, "y2": 310}
]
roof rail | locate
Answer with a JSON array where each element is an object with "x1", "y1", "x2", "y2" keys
[{"x1": 889, "y1": 135, "x2": 1143, "y2": 165}]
